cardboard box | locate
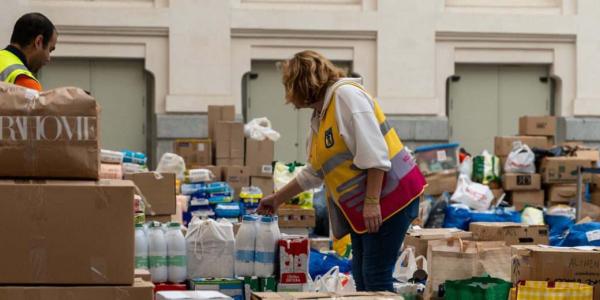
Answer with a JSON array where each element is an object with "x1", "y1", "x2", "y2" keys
[
  {"x1": 223, "y1": 166, "x2": 250, "y2": 197},
  {"x1": 174, "y1": 139, "x2": 212, "y2": 168},
  {"x1": 0, "y1": 179, "x2": 135, "y2": 285},
  {"x1": 511, "y1": 190, "x2": 544, "y2": 210},
  {"x1": 251, "y1": 291, "x2": 402, "y2": 300},
  {"x1": 469, "y1": 222, "x2": 549, "y2": 245},
  {"x1": 251, "y1": 176, "x2": 274, "y2": 196},
  {"x1": 540, "y1": 157, "x2": 593, "y2": 184},
  {"x1": 494, "y1": 136, "x2": 551, "y2": 156},
  {"x1": 511, "y1": 245, "x2": 600, "y2": 300},
  {"x1": 0, "y1": 279, "x2": 154, "y2": 300},
  {"x1": 574, "y1": 149, "x2": 600, "y2": 162},
  {"x1": 591, "y1": 191, "x2": 600, "y2": 207},
  {"x1": 100, "y1": 163, "x2": 123, "y2": 180},
  {"x1": 246, "y1": 139, "x2": 275, "y2": 177},
  {"x1": 424, "y1": 171, "x2": 457, "y2": 195},
  {"x1": 403, "y1": 228, "x2": 472, "y2": 258},
  {"x1": 124, "y1": 172, "x2": 176, "y2": 215},
  {"x1": 548, "y1": 184, "x2": 583, "y2": 204},
  {"x1": 215, "y1": 121, "x2": 244, "y2": 159},
  {"x1": 278, "y1": 206, "x2": 316, "y2": 228},
  {"x1": 134, "y1": 269, "x2": 152, "y2": 282},
  {"x1": 592, "y1": 174, "x2": 600, "y2": 190},
  {"x1": 217, "y1": 157, "x2": 245, "y2": 166},
  {"x1": 502, "y1": 173, "x2": 541, "y2": 191},
  {"x1": 0, "y1": 83, "x2": 100, "y2": 179},
  {"x1": 279, "y1": 236, "x2": 310, "y2": 284},
  {"x1": 518, "y1": 116, "x2": 557, "y2": 136},
  {"x1": 190, "y1": 165, "x2": 223, "y2": 182},
  {"x1": 208, "y1": 105, "x2": 235, "y2": 142}
]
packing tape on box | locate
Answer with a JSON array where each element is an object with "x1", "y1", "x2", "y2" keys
[
  {"x1": 133, "y1": 183, "x2": 155, "y2": 215},
  {"x1": 29, "y1": 183, "x2": 48, "y2": 282}
]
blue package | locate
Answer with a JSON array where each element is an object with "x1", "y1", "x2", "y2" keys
[
  {"x1": 121, "y1": 150, "x2": 147, "y2": 165},
  {"x1": 215, "y1": 202, "x2": 241, "y2": 218},
  {"x1": 558, "y1": 222, "x2": 600, "y2": 247}
]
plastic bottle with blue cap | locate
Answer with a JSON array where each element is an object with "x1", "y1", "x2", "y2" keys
[
  {"x1": 235, "y1": 215, "x2": 258, "y2": 276},
  {"x1": 254, "y1": 215, "x2": 281, "y2": 277}
]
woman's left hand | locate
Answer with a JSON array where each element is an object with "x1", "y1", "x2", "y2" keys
[{"x1": 363, "y1": 202, "x2": 382, "y2": 233}]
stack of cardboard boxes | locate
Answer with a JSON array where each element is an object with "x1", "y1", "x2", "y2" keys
[
  {"x1": 173, "y1": 105, "x2": 275, "y2": 201},
  {"x1": 0, "y1": 84, "x2": 153, "y2": 299},
  {"x1": 496, "y1": 116, "x2": 554, "y2": 208}
]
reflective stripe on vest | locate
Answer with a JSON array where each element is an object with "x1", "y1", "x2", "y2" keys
[
  {"x1": 308, "y1": 81, "x2": 426, "y2": 234},
  {"x1": 0, "y1": 49, "x2": 38, "y2": 85}
]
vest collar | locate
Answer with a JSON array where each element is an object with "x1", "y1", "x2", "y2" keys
[
  {"x1": 4, "y1": 45, "x2": 30, "y2": 70},
  {"x1": 319, "y1": 78, "x2": 363, "y2": 120}
]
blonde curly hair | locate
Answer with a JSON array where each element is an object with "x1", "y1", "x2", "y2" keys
[{"x1": 280, "y1": 50, "x2": 346, "y2": 108}]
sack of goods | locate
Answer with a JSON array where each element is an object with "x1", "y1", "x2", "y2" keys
[
  {"x1": 186, "y1": 217, "x2": 235, "y2": 279},
  {"x1": 0, "y1": 82, "x2": 99, "y2": 179}
]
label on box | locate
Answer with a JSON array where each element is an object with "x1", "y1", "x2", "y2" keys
[
  {"x1": 586, "y1": 229, "x2": 600, "y2": 242},
  {"x1": 197, "y1": 143, "x2": 205, "y2": 151},
  {"x1": 437, "y1": 150, "x2": 447, "y2": 162},
  {"x1": 261, "y1": 165, "x2": 273, "y2": 174},
  {"x1": 517, "y1": 175, "x2": 532, "y2": 186}
]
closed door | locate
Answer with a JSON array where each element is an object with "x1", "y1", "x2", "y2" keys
[
  {"x1": 38, "y1": 59, "x2": 148, "y2": 153},
  {"x1": 247, "y1": 60, "x2": 351, "y2": 163},
  {"x1": 448, "y1": 64, "x2": 551, "y2": 155}
]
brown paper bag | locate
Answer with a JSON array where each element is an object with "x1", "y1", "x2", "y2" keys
[
  {"x1": 0, "y1": 82, "x2": 99, "y2": 179},
  {"x1": 425, "y1": 238, "x2": 511, "y2": 298}
]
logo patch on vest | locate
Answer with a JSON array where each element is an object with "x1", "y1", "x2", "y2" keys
[{"x1": 324, "y1": 127, "x2": 334, "y2": 148}]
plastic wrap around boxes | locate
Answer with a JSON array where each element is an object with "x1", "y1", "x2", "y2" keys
[{"x1": 0, "y1": 83, "x2": 100, "y2": 179}]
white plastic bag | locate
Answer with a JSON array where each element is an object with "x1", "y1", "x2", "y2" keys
[
  {"x1": 185, "y1": 218, "x2": 235, "y2": 279},
  {"x1": 244, "y1": 117, "x2": 281, "y2": 141},
  {"x1": 505, "y1": 141, "x2": 536, "y2": 173},
  {"x1": 393, "y1": 248, "x2": 417, "y2": 282},
  {"x1": 156, "y1": 153, "x2": 186, "y2": 180},
  {"x1": 314, "y1": 266, "x2": 356, "y2": 293},
  {"x1": 451, "y1": 174, "x2": 494, "y2": 211},
  {"x1": 394, "y1": 248, "x2": 428, "y2": 283}
]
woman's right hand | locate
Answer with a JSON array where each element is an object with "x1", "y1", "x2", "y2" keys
[{"x1": 257, "y1": 194, "x2": 279, "y2": 215}]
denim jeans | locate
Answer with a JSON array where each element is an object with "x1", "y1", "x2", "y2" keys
[{"x1": 350, "y1": 199, "x2": 419, "y2": 292}]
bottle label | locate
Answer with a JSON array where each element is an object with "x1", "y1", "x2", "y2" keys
[
  {"x1": 255, "y1": 251, "x2": 275, "y2": 264},
  {"x1": 135, "y1": 256, "x2": 148, "y2": 269},
  {"x1": 236, "y1": 250, "x2": 255, "y2": 263},
  {"x1": 149, "y1": 256, "x2": 167, "y2": 268},
  {"x1": 167, "y1": 255, "x2": 187, "y2": 267}
]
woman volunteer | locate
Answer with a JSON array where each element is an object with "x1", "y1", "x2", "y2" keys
[{"x1": 257, "y1": 50, "x2": 427, "y2": 292}]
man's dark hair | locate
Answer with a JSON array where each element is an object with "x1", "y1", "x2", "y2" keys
[{"x1": 10, "y1": 13, "x2": 56, "y2": 48}]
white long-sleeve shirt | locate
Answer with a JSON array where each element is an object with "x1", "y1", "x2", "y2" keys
[{"x1": 296, "y1": 79, "x2": 391, "y2": 190}]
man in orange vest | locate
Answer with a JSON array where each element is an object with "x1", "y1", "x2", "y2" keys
[{"x1": 0, "y1": 12, "x2": 57, "y2": 91}]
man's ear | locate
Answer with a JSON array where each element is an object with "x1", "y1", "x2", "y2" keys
[{"x1": 34, "y1": 34, "x2": 44, "y2": 49}]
